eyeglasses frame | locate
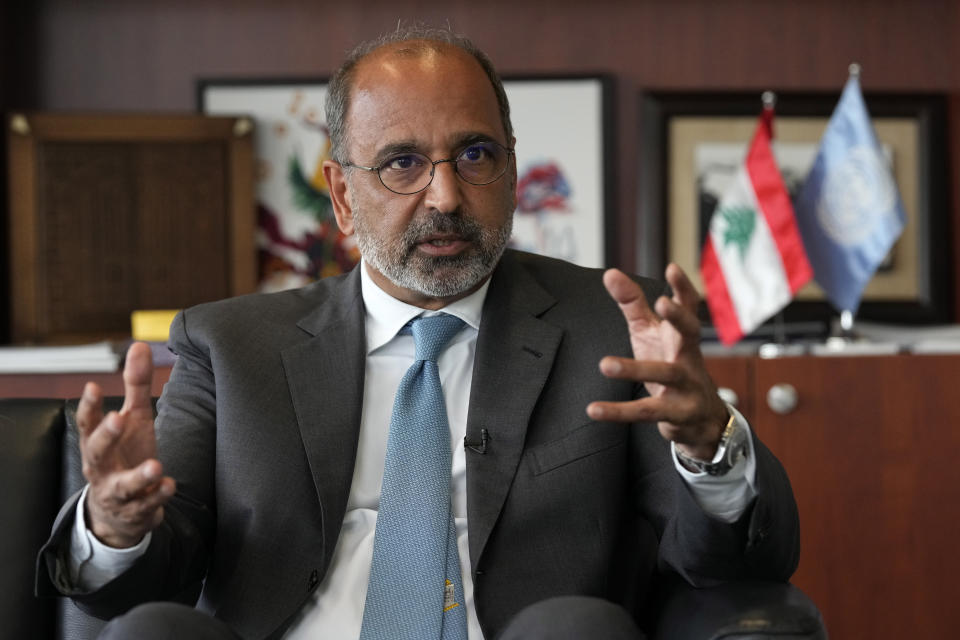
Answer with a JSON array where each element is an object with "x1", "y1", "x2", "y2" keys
[{"x1": 341, "y1": 141, "x2": 516, "y2": 196}]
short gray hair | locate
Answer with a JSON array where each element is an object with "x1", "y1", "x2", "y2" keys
[{"x1": 325, "y1": 25, "x2": 513, "y2": 164}]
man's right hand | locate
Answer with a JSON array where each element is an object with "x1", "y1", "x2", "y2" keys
[{"x1": 77, "y1": 341, "x2": 175, "y2": 548}]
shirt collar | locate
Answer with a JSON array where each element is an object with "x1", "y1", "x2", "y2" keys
[{"x1": 359, "y1": 260, "x2": 489, "y2": 355}]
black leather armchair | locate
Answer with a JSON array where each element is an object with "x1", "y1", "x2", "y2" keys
[
  {"x1": 3, "y1": 397, "x2": 826, "y2": 640},
  {"x1": 3, "y1": 398, "x2": 106, "y2": 640},
  {"x1": 651, "y1": 577, "x2": 826, "y2": 639}
]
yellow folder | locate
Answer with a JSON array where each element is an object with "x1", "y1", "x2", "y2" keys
[{"x1": 130, "y1": 310, "x2": 180, "y2": 342}]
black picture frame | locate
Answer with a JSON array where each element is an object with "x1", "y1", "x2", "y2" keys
[{"x1": 637, "y1": 90, "x2": 950, "y2": 332}]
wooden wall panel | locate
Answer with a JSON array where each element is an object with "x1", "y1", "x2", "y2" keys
[
  {"x1": 23, "y1": 0, "x2": 960, "y2": 282},
  {"x1": 7, "y1": 1, "x2": 959, "y2": 327}
]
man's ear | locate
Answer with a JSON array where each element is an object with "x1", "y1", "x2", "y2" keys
[{"x1": 323, "y1": 159, "x2": 354, "y2": 235}]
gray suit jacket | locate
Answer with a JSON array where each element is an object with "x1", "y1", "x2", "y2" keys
[{"x1": 39, "y1": 250, "x2": 799, "y2": 639}]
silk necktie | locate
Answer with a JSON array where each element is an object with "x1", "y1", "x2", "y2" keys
[{"x1": 360, "y1": 313, "x2": 469, "y2": 640}]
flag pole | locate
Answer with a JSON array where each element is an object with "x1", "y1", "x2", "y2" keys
[
  {"x1": 757, "y1": 90, "x2": 791, "y2": 359},
  {"x1": 825, "y1": 309, "x2": 860, "y2": 351},
  {"x1": 840, "y1": 63, "x2": 860, "y2": 342},
  {"x1": 773, "y1": 311, "x2": 787, "y2": 344},
  {"x1": 839, "y1": 310, "x2": 855, "y2": 336},
  {"x1": 761, "y1": 90, "x2": 776, "y2": 134},
  {"x1": 763, "y1": 89, "x2": 784, "y2": 350},
  {"x1": 826, "y1": 63, "x2": 863, "y2": 350}
]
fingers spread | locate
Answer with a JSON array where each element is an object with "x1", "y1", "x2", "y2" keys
[
  {"x1": 587, "y1": 398, "x2": 650, "y2": 423},
  {"x1": 139, "y1": 476, "x2": 176, "y2": 516},
  {"x1": 602, "y1": 268, "x2": 655, "y2": 324},
  {"x1": 121, "y1": 341, "x2": 155, "y2": 416},
  {"x1": 107, "y1": 460, "x2": 167, "y2": 503},
  {"x1": 76, "y1": 382, "x2": 104, "y2": 438},
  {"x1": 654, "y1": 296, "x2": 701, "y2": 342},
  {"x1": 665, "y1": 262, "x2": 701, "y2": 312},
  {"x1": 587, "y1": 394, "x2": 699, "y2": 426},
  {"x1": 598, "y1": 356, "x2": 682, "y2": 386},
  {"x1": 81, "y1": 412, "x2": 125, "y2": 480}
]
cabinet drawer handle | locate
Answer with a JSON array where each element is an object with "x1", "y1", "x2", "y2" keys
[{"x1": 766, "y1": 383, "x2": 798, "y2": 415}]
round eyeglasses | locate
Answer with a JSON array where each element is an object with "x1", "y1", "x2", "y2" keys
[{"x1": 342, "y1": 140, "x2": 515, "y2": 196}]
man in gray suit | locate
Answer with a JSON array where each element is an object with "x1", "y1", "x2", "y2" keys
[{"x1": 38, "y1": 27, "x2": 799, "y2": 640}]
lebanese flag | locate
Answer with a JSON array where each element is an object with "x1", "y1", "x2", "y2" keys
[{"x1": 700, "y1": 103, "x2": 812, "y2": 345}]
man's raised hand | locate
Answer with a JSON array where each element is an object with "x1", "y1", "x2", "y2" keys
[
  {"x1": 586, "y1": 264, "x2": 729, "y2": 460},
  {"x1": 77, "y1": 341, "x2": 175, "y2": 548}
]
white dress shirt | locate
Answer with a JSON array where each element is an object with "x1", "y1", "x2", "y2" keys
[{"x1": 70, "y1": 262, "x2": 757, "y2": 639}]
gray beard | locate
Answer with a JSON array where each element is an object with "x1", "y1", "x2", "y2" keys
[{"x1": 353, "y1": 207, "x2": 513, "y2": 298}]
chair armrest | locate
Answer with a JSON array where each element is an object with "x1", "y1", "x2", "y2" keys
[
  {"x1": 653, "y1": 579, "x2": 827, "y2": 639},
  {"x1": 1, "y1": 398, "x2": 65, "y2": 640}
]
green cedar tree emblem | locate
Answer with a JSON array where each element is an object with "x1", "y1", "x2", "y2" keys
[{"x1": 719, "y1": 206, "x2": 756, "y2": 262}]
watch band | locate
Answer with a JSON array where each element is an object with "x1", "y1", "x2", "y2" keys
[{"x1": 675, "y1": 409, "x2": 748, "y2": 476}]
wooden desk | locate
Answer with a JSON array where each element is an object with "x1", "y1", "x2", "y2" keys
[{"x1": 0, "y1": 366, "x2": 173, "y2": 398}]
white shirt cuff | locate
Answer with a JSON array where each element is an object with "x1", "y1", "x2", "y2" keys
[
  {"x1": 69, "y1": 484, "x2": 152, "y2": 590},
  {"x1": 671, "y1": 404, "x2": 758, "y2": 523}
]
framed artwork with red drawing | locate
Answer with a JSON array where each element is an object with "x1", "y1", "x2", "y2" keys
[{"x1": 198, "y1": 75, "x2": 614, "y2": 291}]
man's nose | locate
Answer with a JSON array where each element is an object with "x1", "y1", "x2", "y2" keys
[{"x1": 423, "y1": 159, "x2": 462, "y2": 213}]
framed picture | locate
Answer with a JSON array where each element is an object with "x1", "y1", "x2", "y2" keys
[
  {"x1": 637, "y1": 91, "x2": 949, "y2": 329},
  {"x1": 504, "y1": 76, "x2": 613, "y2": 270},
  {"x1": 198, "y1": 75, "x2": 612, "y2": 291},
  {"x1": 199, "y1": 78, "x2": 344, "y2": 292}
]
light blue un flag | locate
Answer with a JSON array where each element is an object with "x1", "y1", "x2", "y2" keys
[{"x1": 794, "y1": 68, "x2": 906, "y2": 313}]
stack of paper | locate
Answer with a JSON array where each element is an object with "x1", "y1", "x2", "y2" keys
[{"x1": 0, "y1": 341, "x2": 121, "y2": 373}]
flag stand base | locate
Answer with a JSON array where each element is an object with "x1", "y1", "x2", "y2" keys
[{"x1": 811, "y1": 312, "x2": 901, "y2": 356}]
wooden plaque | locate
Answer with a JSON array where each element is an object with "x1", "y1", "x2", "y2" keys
[{"x1": 7, "y1": 113, "x2": 255, "y2": 344}]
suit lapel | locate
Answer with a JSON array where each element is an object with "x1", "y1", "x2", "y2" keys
[
  {"x1": 465, "y1": 254, "x2": 562, "y2": 567},
  {"x1": 281, "y1": 267, "x2": 366, "y2": 567},
  {"x1": 278, "y1": 256, "x2": 566, "y2": 571}
]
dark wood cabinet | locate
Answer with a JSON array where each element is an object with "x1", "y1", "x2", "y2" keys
[{"x1": 708, "y1": 354, "x2": 960, "y2": 639}]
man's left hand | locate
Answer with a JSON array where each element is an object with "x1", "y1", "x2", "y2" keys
[{"x1": 586, "y1": 263, "x2": 729, "y2": 461}]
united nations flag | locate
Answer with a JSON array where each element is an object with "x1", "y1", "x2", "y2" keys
[{"x1": 794, "y1": 64, "x2": 907, "y2": 314}]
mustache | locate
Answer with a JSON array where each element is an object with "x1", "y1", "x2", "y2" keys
[{"x1": 403, "y1": 210, "x2": 482, "y2": 245}]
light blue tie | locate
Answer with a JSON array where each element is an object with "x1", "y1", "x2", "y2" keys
[{"x1": 360, "y1": 314, "x2": 469, "y2": 640}]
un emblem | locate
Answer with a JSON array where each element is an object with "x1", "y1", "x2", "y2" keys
[{"x1": 816, "y1": 146, "x2": 897, "y2": 247}]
